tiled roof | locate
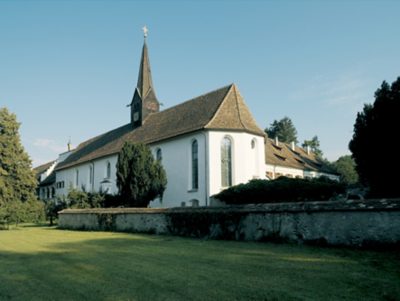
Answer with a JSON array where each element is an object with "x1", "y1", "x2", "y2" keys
[
  {"x1": 39, "y1": 170, "x2": 56, "y2": 186},
  {"x1": 265, "y1": 138, "x2": 337, "y2": 174},
  {"x1": 33, "y1": 161, "x2": 55, "y2": 175},
  {"x1": 56, "y1": 84, "x2": 265, "y2": 171}
]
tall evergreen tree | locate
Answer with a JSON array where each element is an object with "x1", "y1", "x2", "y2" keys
[
  {"x1": 265, "y1": 117, "x2": 298, "y2": 143},
  {"x1": 116, "y1": 142, "x2": 167, "y2": 207},
  {"x1": 0, "y1": 108, "x2": 37, "y2": 205},
  {"x1": 349, "y1": 77, "x2": 400, "y2": 197},
  {"x1": 302, "y1": 136, "x2": 323, "y2": 158}
]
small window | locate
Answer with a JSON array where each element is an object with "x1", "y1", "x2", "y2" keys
[
  {"x1": 51, "y1": 187, "x2": 55, "y2": 198},
  {"x1": 156, "y1": 148, "x2": 162, "y2": 161},
  {"x1": 251, "y1": 139, "x2": 256, "y2": 149},
  {"x1": 190, "y1": 199, "x2": 199, "y2": 207}
]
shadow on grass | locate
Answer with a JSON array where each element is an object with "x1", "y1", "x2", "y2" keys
[{"x1": 0, "y1": 229, "x2": 399, "y2": 301}]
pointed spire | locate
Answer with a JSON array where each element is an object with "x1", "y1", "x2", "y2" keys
[
  {"x1": 137, "y1": 32, "x2": 155, "y2": 99},
  {"x1": 130, "y1": 26, "x2": 160, "y2": 127}
]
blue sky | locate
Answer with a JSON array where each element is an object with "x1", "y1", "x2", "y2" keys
[{"x1": 1, "y1": 0, "x2": 399, "y2": 167}]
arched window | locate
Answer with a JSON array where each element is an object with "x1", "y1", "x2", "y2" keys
[
  {"x1": 221, "y1": 136, "x2": 232, "y2": 187},
  {"x1": 156, "y1": 148, "x2": 162, "y2": 162},
  {"x1": 251, "y1": 138, "x2": 259, "y2": 177},
  {"x1": 89, "y1": 165, "x2": 94, "y2": 184},
  {"x1": 106, "y1": 162, "x2": 111, "y2": 179},
  {"x1": 75, "y1": 170, "x2": 79, "y2": 187},
  {"x1": 191, "y1": 140, "x2": 198, "y2": 189}
]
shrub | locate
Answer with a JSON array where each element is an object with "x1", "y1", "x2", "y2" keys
[
  {"x1": 45, "y1": 197, "x2": 68, "y2": 226},
  {"x1": 0, "y1": 199, "x2": 45, "y2": 227},
  {"x1": 213, "y1": 177, "x2": 346, "y2": 205}
]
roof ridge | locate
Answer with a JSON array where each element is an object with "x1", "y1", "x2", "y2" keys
[
  {"x1": 204, "y1": 84, "x2": 234, "y2": 128},
  {"x1": 158, "y1": 84, "x2": 233, "y2": 115},
  {"x1": 232, "y1": 84, "x2": 246, "y2": 129}
]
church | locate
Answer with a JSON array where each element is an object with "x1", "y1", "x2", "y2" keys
[{"x1": 35, "y1": 30, "x2": 338, "y2": 207}]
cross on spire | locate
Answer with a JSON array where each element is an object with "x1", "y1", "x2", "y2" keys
[{"x1": 142, "y1": 25, "x2": 148, "y2": 38}]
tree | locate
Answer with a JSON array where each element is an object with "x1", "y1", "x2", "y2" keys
[
  {"x1": 331, "y1": 155, "x2": 359, "y2": 185},
  {"x1": 116, "y1": 142, "x2": 167, "y2": 207},
  {"x1": 0, "y1": 108, "x2": 43, "y2": 226},
  {"x1": 302, "y1": 136, "x2": 323, "y2": 158},
  {"x1": 265, "y1": 117, "x2": 298, "y2": 143},
  {"x1": 349, "y1": 77, "x2": 400, "y2": 197}
]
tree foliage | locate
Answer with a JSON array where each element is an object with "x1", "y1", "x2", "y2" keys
[
  {"x1": 0, "y1": 108, "x2": 44, "y2": 227},
  {"x1": 265, "y1": 117, "x2": 298, "y2": 143},
  {"x1": 331, "y1": 155, "x2": 358, "y2": 186},
  {"x1": 302, "y1": 136, "x2": 323, "y2": 158},
  {"x1": 349, "y1": 77, "x2": 400, "y2": 197},
  {"x1": 0, "y1": 107, "x2": 37, "y2": 205},
  {"x1": 116, "y1": 142, "x2": 167, "y2": 207}
]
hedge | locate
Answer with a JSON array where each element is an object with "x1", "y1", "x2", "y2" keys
[{"x1": 212, "y1": 177, "x2": 346, "y2": 205}]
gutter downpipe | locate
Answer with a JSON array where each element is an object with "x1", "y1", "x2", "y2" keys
[{"x1": 201, "y1": 131, "x2": 209, "y2": 207}]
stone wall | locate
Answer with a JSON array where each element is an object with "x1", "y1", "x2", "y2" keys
[{"x1": 58, "y1": 199, "x2": 400, "y2": 247}]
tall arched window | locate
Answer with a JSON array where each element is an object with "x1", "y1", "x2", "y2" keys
[
  {"x1": 156, "y1": 148, "x2": 162, "y2": 162},
  {"x1": 191, "y1": 140, "x2": 198, "y2": 189},
  {"x1": 106, "y1": 162, "x2": 111, "y2": 179},
  {"x1": 221, "y1": 137, "x2": 232, "y2": 187}
]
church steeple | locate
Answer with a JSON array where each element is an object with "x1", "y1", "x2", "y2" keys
[{"x1": 130, "y1": 26, "x2": 160, "y2": 128}]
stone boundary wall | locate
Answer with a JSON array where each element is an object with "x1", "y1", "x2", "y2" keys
[{"x1": 58, "y1": 199, "x2": 400, "y2": 248}]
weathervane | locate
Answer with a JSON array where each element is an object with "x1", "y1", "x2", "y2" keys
[{"x1": 142, "y1": 25, "x2": 148, "y2": 38}]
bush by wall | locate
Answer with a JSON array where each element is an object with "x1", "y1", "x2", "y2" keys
[{"x1": 213, "y1": 177, "x2": 346, "y2": 205}]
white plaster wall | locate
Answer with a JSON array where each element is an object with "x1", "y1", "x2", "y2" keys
[
  {"x1": 207, "y1": 131, "x2": 266, "y2": 197},
  {"x1": 56, "y1": 155, "x2": 118, "y2": 197},
  {"x1": 148, "y1": 132, "x2": 207, "y2": 208},
  {"x1": 265, "y1": 164, "x2": 304, "y2": 179},
  {"x1": 266, "y1": 164, "x2": 340, "y2": 181},
  {"x1": 56, "y1": 133, "x2": 207, "y2": 208}
]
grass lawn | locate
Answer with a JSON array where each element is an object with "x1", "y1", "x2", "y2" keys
[{"x1": 0, "y1": 225, "x2": 399, "y2": 301}]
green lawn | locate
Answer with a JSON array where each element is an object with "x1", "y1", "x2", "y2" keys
[{"x1": 0, "y1": 226, "x2": 399, "y2": 301}]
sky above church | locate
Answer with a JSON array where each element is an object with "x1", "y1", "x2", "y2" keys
[{"x1": 1, "y1": 0, "x2": 400, "y2": 167}]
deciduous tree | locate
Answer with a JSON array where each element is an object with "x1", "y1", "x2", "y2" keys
[
  {"x1": 265, "y1": 117, "x2": 298, "y2": 143},
  {"x1": 302, "y1": 136, "x2": 323, "y2": 158},
  {"x1": 331, "y1": 155, "x2": 358, "y2": 185}
]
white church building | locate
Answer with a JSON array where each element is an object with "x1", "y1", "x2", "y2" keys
[{"x1": 35, "y1": 32, "x2": 338, "y2": 208}]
